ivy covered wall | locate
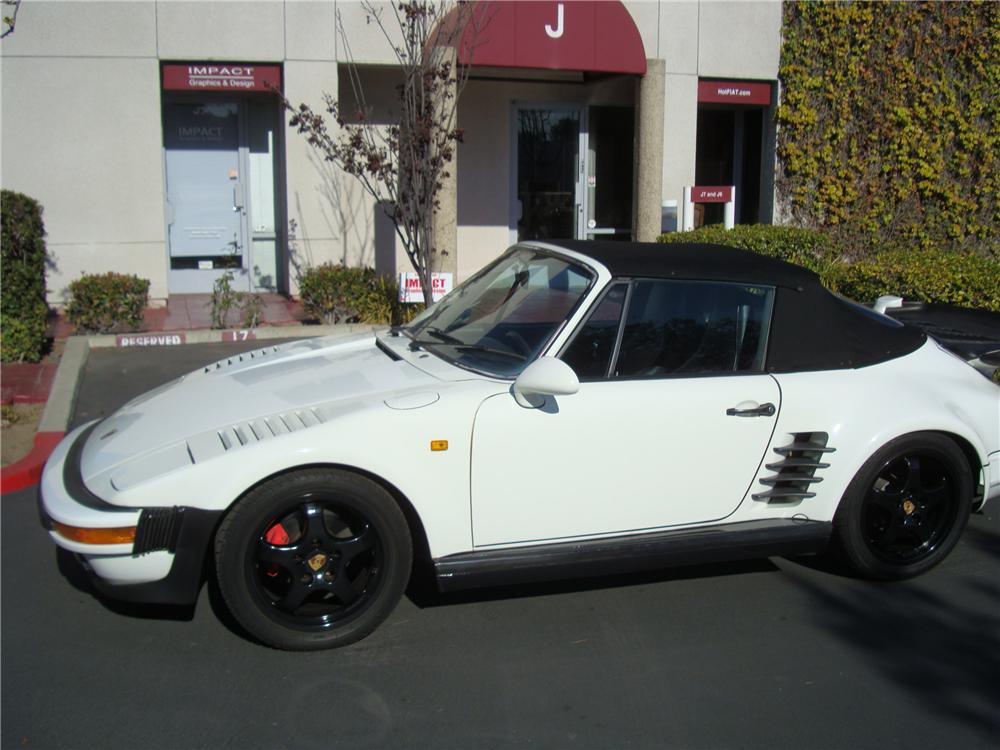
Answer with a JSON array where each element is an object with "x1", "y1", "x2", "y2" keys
[{"x1": 777, "y1": 1, "x2": 998, "y2": 257}]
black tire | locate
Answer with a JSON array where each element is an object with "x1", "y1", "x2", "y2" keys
[
  {"x1": 215, "y1": 468, "x2": 412, "y2": 650},
  {"x1": 833, "y1": 432, "x2": 972, "y2": 580}
]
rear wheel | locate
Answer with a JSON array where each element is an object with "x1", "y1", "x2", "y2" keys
[
  {"x1": 215, "y1": 468, "x2": 411, "y2": 650},
  {"x1": 834, "y1": 433, "x2": 971, "y2": 580}
]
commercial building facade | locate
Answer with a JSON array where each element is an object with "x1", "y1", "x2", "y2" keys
[{"x1": 0, "y1": 0, "x2": 782, "y2": 304}]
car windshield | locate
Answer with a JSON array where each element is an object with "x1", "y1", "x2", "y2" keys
[{"x1": 403, "y1": 247, "x2": 594, "y2": 377}]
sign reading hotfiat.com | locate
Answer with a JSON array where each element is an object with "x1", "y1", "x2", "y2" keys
[
  {"x1": 162, "y1": 64, "x2": 282, "y2": 93},
  {"x1": 697, "y1": 80, "x2": 772, "y2": 106},
  {"x1": 399, "y1": 273, "x2": 453, "y2": 303}
]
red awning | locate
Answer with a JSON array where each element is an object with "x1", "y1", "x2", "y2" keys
[{"x1": 451, "y1": 1, "x2": 647, "y2": 76}]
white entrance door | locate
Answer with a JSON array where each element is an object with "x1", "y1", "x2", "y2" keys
[
  {"x1": 164, "y1": 99, "x2": 281, "y2": 294},
  {"x1": 164, "y1": 101, "x2": 250, "y2": 293}
]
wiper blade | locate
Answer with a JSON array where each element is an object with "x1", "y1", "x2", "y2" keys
[
  {"x1": 408, "y1": 326, "x2": 465, "y2": 351},
  {"x1": 425, "y1": 326, "x2": 463, "y2": 344}
]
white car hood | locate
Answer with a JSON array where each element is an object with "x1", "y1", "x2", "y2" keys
[{"x1": 80, "y1": 333, "x2": 438, "y2": 484}]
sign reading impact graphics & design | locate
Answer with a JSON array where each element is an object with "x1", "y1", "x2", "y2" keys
[{"x1": 162, "y1": 64, "x2": 282, "y2": 93}]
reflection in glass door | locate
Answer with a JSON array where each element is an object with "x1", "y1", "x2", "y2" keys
[
  {"x1": 515, "y1": 107, "x2": 581, "y2": 241},
  {"x1": 514, "y1": 105, "x2": 635, "y2": 243}
]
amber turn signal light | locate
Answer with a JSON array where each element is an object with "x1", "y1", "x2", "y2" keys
[
  {"x1": 430, "y1": 440, "x2": 449, "y2": 451},
  {"x1": 52, "y1": 521, "x2": 137, "y2": 545}
]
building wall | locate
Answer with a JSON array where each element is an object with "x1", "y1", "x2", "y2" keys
[
  {"x1": 0, "y1": 0, "x2": 782, "y2": 302},
  {"x1": 0, "y1": 1, "x2": 168, "y2": 302},
  {"x1": 456, "y1": 75, "x2": 636, "y2": 278}
]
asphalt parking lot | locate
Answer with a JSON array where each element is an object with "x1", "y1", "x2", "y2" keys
[{"x1": 3, "y1": 341, "x2": 999, "y2": 749}]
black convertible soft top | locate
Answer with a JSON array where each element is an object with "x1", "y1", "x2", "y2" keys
[{"x1": 534, "y1": 240, "x2": 926, "y2": 372}]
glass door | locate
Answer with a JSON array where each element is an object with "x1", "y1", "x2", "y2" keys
[
  {"x1": 514, "y1": 106, "x2": 583, "y2": 241},
  {"x1": 164, "y1": 97, "x2": 283, "y2": 294},
  {"x1": 513, "y1": 105, "x2": 635, "y2": 243},
  {"x1": 164, "y1": 100, "x2": 250, "y2": 292}
]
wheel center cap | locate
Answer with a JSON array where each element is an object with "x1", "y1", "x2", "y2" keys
[
  {"x1": 307, "y1": 553, "x2": 328, "y2": 572},
  {"x1": 902, "y1": 499, "x2": 916, "y2": 516}
]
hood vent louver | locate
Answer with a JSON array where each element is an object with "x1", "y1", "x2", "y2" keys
[
  {"x1": 216, "y1": 408, "x2": 326, "y2": 453},
  {"x1": 204, "y1": 346, "x2": 281, "y2": 373},
  {"x1": 753, "y1": 432, "x2": 835, "y2": 503}
]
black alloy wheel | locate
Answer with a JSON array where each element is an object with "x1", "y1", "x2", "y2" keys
[
  {"x1": 252, "y1": 496, "x2": 382, "y2": 629},
  {"x1": 861, "y1": 454, "x2": 959, "y2": 565},
  {"x1": 834, "y1": 433, "x2": 972, "y2": 580},
  {"x1": 215, "y1": 469, "x2": 412, "y2": 650}
]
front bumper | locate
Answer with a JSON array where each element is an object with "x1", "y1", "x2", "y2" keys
[{"x1": 40, "y1": 422, "x2": 222, "y2": 605}]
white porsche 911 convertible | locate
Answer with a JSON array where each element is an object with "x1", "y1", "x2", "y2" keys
[{"x1": 40, "y1": 241, "x2": 1000, "y2": 650}]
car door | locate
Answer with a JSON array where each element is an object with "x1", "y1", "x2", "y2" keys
[{"x1": 471, "y1": 278, "x2": 780, "y2": 547}]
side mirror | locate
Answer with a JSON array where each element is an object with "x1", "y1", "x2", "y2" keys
[{"x1": 512, "y1": 357, "x2": 579, "y2": 408}]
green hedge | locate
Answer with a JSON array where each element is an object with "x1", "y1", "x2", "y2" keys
[
  {"x1": 1, "y1": 190, "x2": 49, "y2": 362},
  {"x1": 822, "y1": 250, "x2": 1000, "y2": 311},
  {"x1": 299, "y1": 264, "x2": 420, "y2": 325},
  {"x1": 65, "y1": 273, "x2": 150, "y2": 333},
  {"x1": 657, "y1": 224, "x2": 1000, "y2": 311}
]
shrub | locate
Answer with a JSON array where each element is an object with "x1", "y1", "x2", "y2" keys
[
  {"x1": 65, "y1": 272, "x2": 150, "y2": 333},
  {"x1": 299, "y1": 264, "x2": 417, "y2": 325},
  {"x1": 207, "y1": 271, "x2": 265, "y2": 330},
  {"x1": 822, "y1": 250, "x2": 1000, "y2": 311},
  {"x1": 657, "y1": 224, "x2": 837, "y2": 273},
  {"x1": 657, "y1": 224, "x2": 1000, "y2": 311},
  {"x1": 1, "y1": 190, "x2": 49, "y2": 362},
  {"x1": 1, "y1": 308, "x2": 48, "y2": 363}
]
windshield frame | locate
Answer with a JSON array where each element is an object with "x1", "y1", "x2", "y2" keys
[{"x1": 402, "y1": 244, "x2": 600, "y2": 379}]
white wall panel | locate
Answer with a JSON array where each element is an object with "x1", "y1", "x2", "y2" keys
[
  {"x1": 661, "y1": 73, "x2": 698, "y2": 215},
  {"x1": 156, "y1": 1, "x2": 284, "y2": 62},
  {"x1": 697, "y1": 1, "x2": 781, "y2": 80},
  {"x1": 285, "y1": 0, "x2": 338, "y2": 61},
  {"x1": 0, "y1": 0, "x2": 156, "y2": 57},
  {"x1": 1, "y1": 58, "x2": 168, "y2": 301},
  {"x1": 657, "y1": 1, "x2": 698, "y2": 75}
]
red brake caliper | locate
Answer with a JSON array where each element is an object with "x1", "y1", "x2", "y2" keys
[{"x1": 264, "y1": 523, "x2": 290, "y2": 577}]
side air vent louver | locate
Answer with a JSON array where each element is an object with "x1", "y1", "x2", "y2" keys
[
  {"x1": 753, "y1": 432, "x2": 835, "y2": 503},
  {"x1": 203, "y1": 346, "x2": 281, "y2": 373},
  {"x1": 133, "y1": 507, "x2": 183, "y2": 554}
]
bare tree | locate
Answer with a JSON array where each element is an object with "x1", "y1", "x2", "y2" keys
[
  {"x1": 284, "y1": 0, "x2": 486, "y2": 305},
  {"x1": 2, "y1": 0, "x2": 21, "y2": 38}
]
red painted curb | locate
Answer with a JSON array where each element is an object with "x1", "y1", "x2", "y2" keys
[{"x1": 0, "y1": 431, "x2": 65, "y2": 495}]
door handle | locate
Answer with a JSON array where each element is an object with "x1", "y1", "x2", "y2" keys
[{"x1": 726, "y1": 402, "x2": 776, "y2": 418}]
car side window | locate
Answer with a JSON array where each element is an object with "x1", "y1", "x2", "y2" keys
[
  {"x1": 561, "y1": 283, "x2": 628, "y2": 380},
  {"x1": 613, "y1": 279, "x2": 774, "y2": 378}
]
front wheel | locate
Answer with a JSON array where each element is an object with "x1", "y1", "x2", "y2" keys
[
  {"x1": 215, "y1": 469, "x2": 412, "y2": 650},
  {"x1": 833, "y1": 433, "x2": 971, "y2": 580}
]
